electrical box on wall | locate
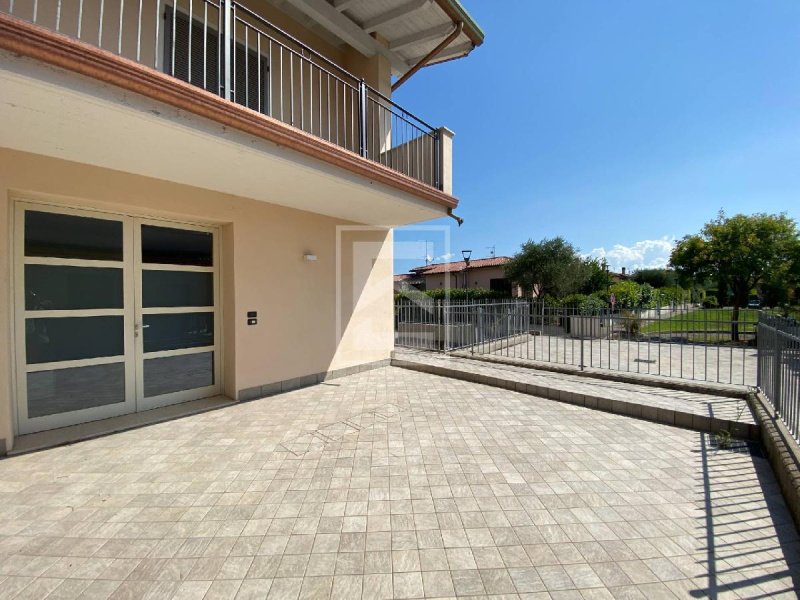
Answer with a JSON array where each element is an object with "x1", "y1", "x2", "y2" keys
[{"x1": 247, "y1": 311, "x2": 257, "y2": 325}]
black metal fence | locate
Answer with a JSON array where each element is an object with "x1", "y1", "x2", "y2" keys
[
  {"x1": 395, "y1": 299, "x2": 759, "y2": 386},
  {"x1": 3, "y1": 0, "x2": 441, "y2": 188},
  {"x1": 758, "y1": 314, "x2": 800, "y2": 442}
]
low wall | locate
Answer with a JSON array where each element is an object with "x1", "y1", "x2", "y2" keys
[{"x1": 749, "y1": 392, "x2": 800, "y2": 530}]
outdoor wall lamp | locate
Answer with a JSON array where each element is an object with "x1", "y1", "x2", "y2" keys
[{"x1": 303, "y1": 254, "x2": 317, "y2": 261}]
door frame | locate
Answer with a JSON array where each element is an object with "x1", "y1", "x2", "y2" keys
[{"x1": 11, "y1": 196, "x2": 224, "y2": 435}]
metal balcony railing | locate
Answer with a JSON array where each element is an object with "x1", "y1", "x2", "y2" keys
[{"x1": 3, "y1": 0, "x2": 443, "y2": 189}]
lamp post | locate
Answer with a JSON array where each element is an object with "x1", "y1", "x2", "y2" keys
[{"x1": 461, "y1": 249, "x2": 472, "y2": 290}]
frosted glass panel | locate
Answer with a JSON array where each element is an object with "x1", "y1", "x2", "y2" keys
[
  {"x1": 25, "y1": 265, "x2": 123, "y2": 310},
  {"x1": 28, "y1": 363, "x2": 126, "y2": 418},
  {"x1": 25, "y1": 211, "x2": 123, "y2": 261},
  {"x1": 143, "y1": 352, "x2": 213, "y2": 397},
  {"x1": 142, "y1": 271, "x2": 213, "y2": 307},
  {"x1": 143, "y1": 312, "x2": 213, "y2": 352},
  {"x1": 26, "y1": 316, "x2": 124, "y2": 364},
  {"x1": 141, "y1": 225, "x2": 212, "y2": 266}
]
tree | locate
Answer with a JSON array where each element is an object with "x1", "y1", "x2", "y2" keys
[
  {"x1": 631, "y1": 268, "x2": 677, "y2": 289},
  {"x1": 670, "y1": 211, "x2": 800, "y2": 340},
  {"x1": 504, "y1": 237, "x2": 587, "y2": 298},
  {"x1": 581, "y1": 258, "x2": 613, "y2": 294}
]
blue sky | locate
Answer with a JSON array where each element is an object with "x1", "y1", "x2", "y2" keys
[{"x1": 392, "y1": 0, "x2": 800, "y2": 274}]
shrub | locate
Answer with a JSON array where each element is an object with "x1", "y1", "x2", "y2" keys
[
  {"x1": 621, "y1": 310, "x2": 641, "y2": 338},
  {"x1": 702, "y1": 296, "x2": 719, "y2": 309},
  {"x1": 609, "y1": 281, "x2": 642, "y2": 309},
  {"x1": 558, "y1": 293, "x2": 589, "y2": 308},
  {"x1": 639, "y1": 283, "x2": 656, "y2": 308}
]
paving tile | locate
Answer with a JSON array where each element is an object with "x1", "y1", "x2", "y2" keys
[{"x1": 0, "y1": 366, "x2": 794, "y2": 600}]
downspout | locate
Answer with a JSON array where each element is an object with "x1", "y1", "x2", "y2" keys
[
  {"x1": 447, "y1": 208, "x2": 463, "y2": 226},
  {"x1": 392, "y1": 21, "x2": 464, "y2": 91}
]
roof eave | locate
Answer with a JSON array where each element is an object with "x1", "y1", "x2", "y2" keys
[{"x1": 433, "y1": 0, "x2": 485, "y2": 48}]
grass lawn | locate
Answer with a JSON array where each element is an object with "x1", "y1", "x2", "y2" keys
[{"x1": 640, "y1": 308, "x2": 759, "y2": 334}]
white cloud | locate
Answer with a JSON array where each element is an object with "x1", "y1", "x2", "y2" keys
[{"x1": 587, "y1": 237, "x2": 676, "y2": 272}]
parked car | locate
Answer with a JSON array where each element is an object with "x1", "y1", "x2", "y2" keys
[{"x1": 747, "y1": 299, "x2": 761, "y2": 309}]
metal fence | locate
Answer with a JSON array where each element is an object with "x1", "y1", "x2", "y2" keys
[
  {"x1": 394, "y1": 298, "x2": 529, "y2": 351},
  {"x1": 3, "y1": 0, "x2": 441, "y2": 188},
  {"x1": 758, "y1": 314, "x2": 800, "y2": 441},
  {"x1": 395, "y1": 299, "x2": 759, "y2": 386}
]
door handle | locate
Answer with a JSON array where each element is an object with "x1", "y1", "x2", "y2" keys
[{"x1": 134, "y1": 322, "x2": 150, "y2": 337}]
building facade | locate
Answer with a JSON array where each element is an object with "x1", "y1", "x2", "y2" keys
[{"x1": 0, "y1": 0, "x2": 483, "y2": 451}]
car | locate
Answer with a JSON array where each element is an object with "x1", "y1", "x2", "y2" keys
[{"x1": 747, "y1": 299, "x2": 760, "y2": 309}]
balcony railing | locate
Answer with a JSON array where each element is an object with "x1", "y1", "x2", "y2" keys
[{"x1": 2, "y1": 0, "x2": 443, "y2": 189}]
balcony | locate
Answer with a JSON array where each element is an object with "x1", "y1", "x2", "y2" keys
[{"x1": 0, "y1": 0, "x2": 447, "y2": 192}]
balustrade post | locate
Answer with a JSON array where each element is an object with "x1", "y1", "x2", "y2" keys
[
  {"x1": 223, "y1": 0, "x2": 233, "y2": 101},
  {"x1": 358, "y1": 80, "x2": 368, "y2": 158}
]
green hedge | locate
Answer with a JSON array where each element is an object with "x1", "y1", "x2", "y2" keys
[{"x1": 395, "y1": 287, "x2": 508, "y2": 301}]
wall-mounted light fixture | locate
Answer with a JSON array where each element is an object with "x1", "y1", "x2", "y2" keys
[{"x1": 303, "y1": 254, "x2": 318, "y2": 262}]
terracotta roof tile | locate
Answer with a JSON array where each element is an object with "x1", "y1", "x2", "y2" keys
[{"x1": 410, "y1": 256, "x2": 510, "y2": 275}]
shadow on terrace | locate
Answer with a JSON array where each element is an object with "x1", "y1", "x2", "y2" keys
[{"x1": 694, "y1": 433, "x2": 800, "y2": 598}]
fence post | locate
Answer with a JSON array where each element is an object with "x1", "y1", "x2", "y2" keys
[
  {"x1": 358, "y1": 80, "x2": 368, "y2": 158},
  {"x1": 756, "y1": 319, "x2": 762, "y2": 391},
  {"x1": 774, "y1": 329, "x2": 782, "y2": 416}
]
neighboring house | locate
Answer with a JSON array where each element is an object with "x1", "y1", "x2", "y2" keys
[
  {"x1": 611, "y1": 267, "x2": 631, "y2": 282},
  {"x1": 0, "y1": 1, "x2": 483, "y2": 450},
  {"x1": 394, "y1": 273, "x2": 425, "y2": 292},
  {"x1": 407, "y1": 256, "x2": 516, "y2": 294}
]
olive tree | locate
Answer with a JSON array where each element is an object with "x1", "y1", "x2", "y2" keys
[{"x1": 504, "y1": 237, "x2": 587, "y2": 299}]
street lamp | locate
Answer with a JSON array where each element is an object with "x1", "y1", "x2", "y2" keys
[{"x1": 461, "y1": 249, "x2": 472, "y2": 289}]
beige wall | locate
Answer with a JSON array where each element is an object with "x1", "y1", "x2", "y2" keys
[{"x1": 0, "y1": 148, "x2": 394, "y2": 449}]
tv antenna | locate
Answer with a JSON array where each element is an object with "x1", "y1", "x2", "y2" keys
[{"x1": 486, "y1": 245, "x2": 496, "y2": 258}]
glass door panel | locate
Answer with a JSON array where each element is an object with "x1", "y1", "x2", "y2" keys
[
  {"x1": 135, "y1": 220, "x2": 220, "y2": 411},
  {"x1": 25, "y1": 316, "x2": 125, "y2": 363},
  {"x1": 25, "y1": 265, "x2": 124, "y2": 310},
  {"x1": 143, "y1": 352, "x2": 215, "y2": 398},
  {"x1": 27, "y1": 362, "x2": 127, "y2": 419},
  {"x1": 15, "y1": 203, "x2": 136, "y2": 435},
  {"x1": 14, "y1": 204, "x2": 220, "y2": 434}
]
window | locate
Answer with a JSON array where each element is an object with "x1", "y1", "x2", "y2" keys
[{"x1": 163, "y1": 7, "x2": 268, "y2": 112}]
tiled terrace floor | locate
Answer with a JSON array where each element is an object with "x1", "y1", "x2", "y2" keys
[{"x1": 0, "y1": 367, "x2": 798, "y2": 599}]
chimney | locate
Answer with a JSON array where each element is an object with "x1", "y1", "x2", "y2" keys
[{"x1": 621, "y1": 267, "x2": 626, "y2": 276}]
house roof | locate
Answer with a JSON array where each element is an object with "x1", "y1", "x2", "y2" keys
[
  {"x1": 410, "y1": 256, "x2": 510, "y2": 275},
  {"x1": 275, "y1": 0, "x2": 484, "y2": 77}
]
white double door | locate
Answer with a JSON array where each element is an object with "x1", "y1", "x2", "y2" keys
[{"x1": 15, "y1": 202, "x2": 220, "y2": 435}]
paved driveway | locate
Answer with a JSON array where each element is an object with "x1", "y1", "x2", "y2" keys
[{"x1": 0, "y1": 367, "x2": 798, "y2": 599}]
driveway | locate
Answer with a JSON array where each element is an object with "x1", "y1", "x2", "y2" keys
[{"x1": 0, "y1": 367, "x2": 798, "y2": 599}]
